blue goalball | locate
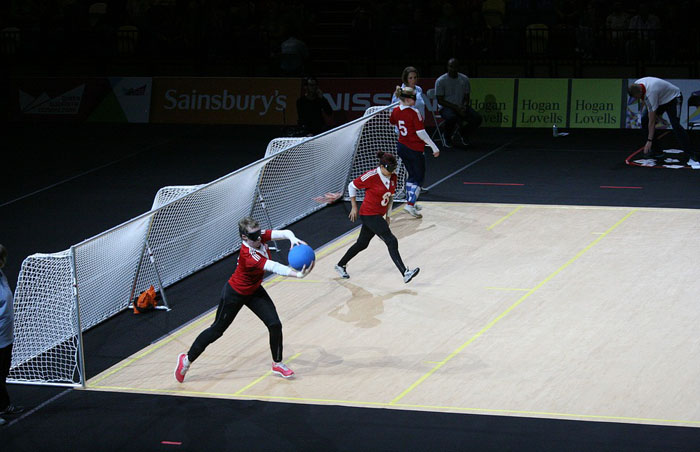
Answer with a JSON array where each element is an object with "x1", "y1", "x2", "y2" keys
[{"x1": 288, "y1": 244, "x2": 315, "y2": 270}]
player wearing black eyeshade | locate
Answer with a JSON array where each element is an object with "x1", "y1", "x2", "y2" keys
[
  {"x1": 174, "y1": 217, "x2": 314, "y2": 382},
  {"x1": 334, "y1": 151, "x2": 420, "y2": 284}
]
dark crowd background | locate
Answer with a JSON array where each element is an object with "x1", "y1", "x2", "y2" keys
[{"x1": 1, "y1": 0, "x2": 699, "y2": 79}]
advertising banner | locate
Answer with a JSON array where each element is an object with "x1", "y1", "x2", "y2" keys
[
  {"x1": 149, "y1": 77, "x2": 444, "y2": 127},
  {"x1": 150, "y1": 77, "x2": 299, "y2": 125},
  {"x1": 469, "y1": 78, "x2": 515, "y2": 127},
  {"x1": 625, "y1": 78, "x2": 700, "y2": 129},
  {"x1": 515, "y1": 79, "x2": 568, "y2": 128},
  {"x1": 10, "y1": 77, "x2": 151, "y2": 123},
  {"x1": 569, "y1": 79, "x2": 621, "y2": 128}
]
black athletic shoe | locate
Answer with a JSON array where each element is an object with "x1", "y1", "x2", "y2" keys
[{"x1": 0, "y1": 405, "x2": 24, "y2": 416}]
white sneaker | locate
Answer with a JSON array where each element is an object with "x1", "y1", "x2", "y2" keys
[
  {"x1": 688, "y1": 158, "x2": 700, "y2": 169},
  {"x1": 404, "y1": 204, "x2": 422, "y2": 218},
  {"x1": 414, "y1": 204, "x2": 422, "y2": 211},
  {"x1": 334, "y1": 264, "x2": 350, "y2": 279},
  {"x1": 403, "y1": 267, "x2": 420, "y2": 283}
]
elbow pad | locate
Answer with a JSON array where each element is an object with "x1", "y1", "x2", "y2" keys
[
  {"x1": 271, "y1": 230, "x2": 295, "y2": 241},
  {"x1": 348, "y1": 181, "x2": 358, "y2": 198},
  {"x1": 264, "y1": 260, "x2": 294, "y2": 277}
]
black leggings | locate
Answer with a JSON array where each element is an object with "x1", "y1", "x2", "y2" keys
[
  {"x1": 337, "y1": 214, "x2": 406, "y2": 275},
  {"x1": 188, "y1": 283, "x2": 283, "y2": 363},
  {"x1": 0, "y1": 343, "x2": 12, "y2": 410}
]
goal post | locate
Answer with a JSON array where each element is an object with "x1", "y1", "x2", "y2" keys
[{"x1": 8, "y1": 103, "x2": 400, "y2": 387}]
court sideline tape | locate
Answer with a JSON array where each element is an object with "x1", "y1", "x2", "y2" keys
[{"x1": 388, "y1": 208, "x2": 637, "y2": 405}]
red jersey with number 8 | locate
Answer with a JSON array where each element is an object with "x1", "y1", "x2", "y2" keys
[
  {"x1": 389, "y1": 105, "x2": 425, "y2": 152},
  {"x1": 353, "y1": 168, "x2": 398, "y2": 216},
  {"x1": 228, "y1": 229, "x2": 273, "y2": 295}
]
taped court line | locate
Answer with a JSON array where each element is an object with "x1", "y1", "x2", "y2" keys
[
  {"x1": 88, "y1": 270, "x2": 299, "y2": 387},
  {"x1": 86, "y1": 203, "x2": 699, "y2": 426},
  {"x1": 487, "y1": 205, "x2": 523, "y2": 230},
  {"x1": 600, "y1": 185, "x2": 643, "y2": 189},
  {"x1": 314, "y1": 139, "x2": 511, "y2": 256},
  {"x1": 0, "y1": 136, "x2": 177, "y2": 208},
  {"x1": 88, "y1": 229, "x2": 368, "y2": 386},
  {"x1": 233, "y1": 353, "x2": 301, "y2": 395},
  {"x1": 424, "y1": 139, "x2": 514, "y2": 191},
  {"x1": 464, "y1": 182, "x2": 524, "y2": 186},
  {"x1": 388, "y1": 208, "x2": 638, "y2": 405},
  {"x1": 5, "y1": 388, "x2": 72, "y2": 428},
  {"x1": 428, "y1": 201, "x2": 699, "y2": 213},
  {"x1": 485, "y1": 287, "x2": 531, "y2": 292},
  {"x1": 84, "y1": 384, "x2": 700, "y2": 426},
  {"x1": 87, "y1": 203, "x2": 688, "y2": 387}
]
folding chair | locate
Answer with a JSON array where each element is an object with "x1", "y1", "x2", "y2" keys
[
  {"x1": 687, "y1": 90, "x2": 700, "y2": 131},
  {"x1": 425, "y1": 88, "x2": 446, "y2": 147}
]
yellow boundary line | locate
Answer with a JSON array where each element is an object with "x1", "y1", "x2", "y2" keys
[
  {"x1": 86, "y1": 204, "x2": 700, "y2": 426},
  {"x1": 487, "y1": 205, "x2": 522, "y2": 230},
  {"x1": 388, "y1": 209, "x2": 638, "y2": 405},
  {"x1": 85, "y1": 384, "x2": 699, "y2": 426},
  {"x1": 233, "y1": 353, "x2": 301, "y2": 395}
]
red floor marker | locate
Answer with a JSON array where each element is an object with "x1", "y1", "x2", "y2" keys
[
  {"x1": 463, "y1": 182, "x2": 524, "y2": 186},
  {"x1": 161, "y1": 441, "x2": 182, "y2": 446},
  {"x1": 600, "y1": 185, "x2": 643, "y2": 189}
]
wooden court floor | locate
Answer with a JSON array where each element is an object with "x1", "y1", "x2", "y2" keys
[{"x1": 87, "y1": 202, "x2": 700, "y2": 428}]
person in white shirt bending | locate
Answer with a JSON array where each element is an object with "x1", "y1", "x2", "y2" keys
[{"x1": 628, "y1": 77, "x2": 698, "y2": 168}]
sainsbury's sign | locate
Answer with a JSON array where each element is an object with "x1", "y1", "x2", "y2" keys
[{"x1": 150, "y1": 77, "x2": 437, "y2": 125}]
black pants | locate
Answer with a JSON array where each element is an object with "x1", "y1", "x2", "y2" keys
[
  {"x1": 338, "y1": 214, "x2": 406, "y2": 275},
  {"x1": 188, "y1": 283, "x2": 283, "y2": 363},
  {"x1": 642, "y1": 96, "x2": 695, "y2": 159},
  {"x1": 0, "y1": 342, "x2": 12, "y2": 410},
  {"x1": 440, "y1": 104, "x2": 483, "y2": 140}
]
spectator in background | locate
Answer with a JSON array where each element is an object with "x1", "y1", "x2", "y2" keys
[
  {"x1": 482, "y1": 0, "x2": 506, "y2": 29},
  {"x1": 279, "y1": 26, "x2": 309, "y2": 76},
  {"x1": 434, "y1": 3, "x2": 463, "y2": 62},
  {"x1": 296, "y1": 77, "x2": 332, "y2": 136},
  {"x1": 435, "y1": 58, "x2": 482, "y2": 148},
  {"x1": 1, "y1": 244, "x2": 24, "y2": 426},
  {"x1": 391, "y1": 66, "x2": 426, "y2": 118},
  {"x1": 627, "y1": 2, "x2": 660, "y2": 61},
  {"x1": 605, "y1": 1, "x2": 630, "y2": 56},
  {"x1": 606, "y1": 1, "x2": 630, "y2": 30}
]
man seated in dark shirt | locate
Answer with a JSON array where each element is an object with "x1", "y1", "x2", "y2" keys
[{"x1": 296, "y1": 77, "x2": 332, "y2": 136}]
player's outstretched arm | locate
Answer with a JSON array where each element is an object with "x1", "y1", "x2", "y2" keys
[{"x1": 271, "y1": 230, "x2": 306, "y2": 247}]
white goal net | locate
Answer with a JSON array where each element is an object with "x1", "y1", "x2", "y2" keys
[{"x1": 8, "y1": 103, "x2": 400, "y2": 386}]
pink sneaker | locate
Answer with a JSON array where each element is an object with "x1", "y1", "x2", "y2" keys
[
  {"x1": 174, "y1": 353, "x2": 190, "y2": 383},
  {"x1": 271, "y1": 362, "x2": 295, "y2": 378}
]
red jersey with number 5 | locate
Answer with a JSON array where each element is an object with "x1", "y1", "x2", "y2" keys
[
  {"x1": 353, "y1": 168, "x2": 397, "y2": 216},
  {"x1": 389, "y1": 105, "x2": 425, "y2": 152}
]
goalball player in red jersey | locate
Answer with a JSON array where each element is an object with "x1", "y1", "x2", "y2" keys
[
  {"x1": 334, "y1": 152, "x2": 420, "y2": 284},
  {"x1": 389, "y1": 86, "x2": 441, "y2": 218},
  {"x1": 174, "y1": 217, "x2": 313, "y2": 382}
]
